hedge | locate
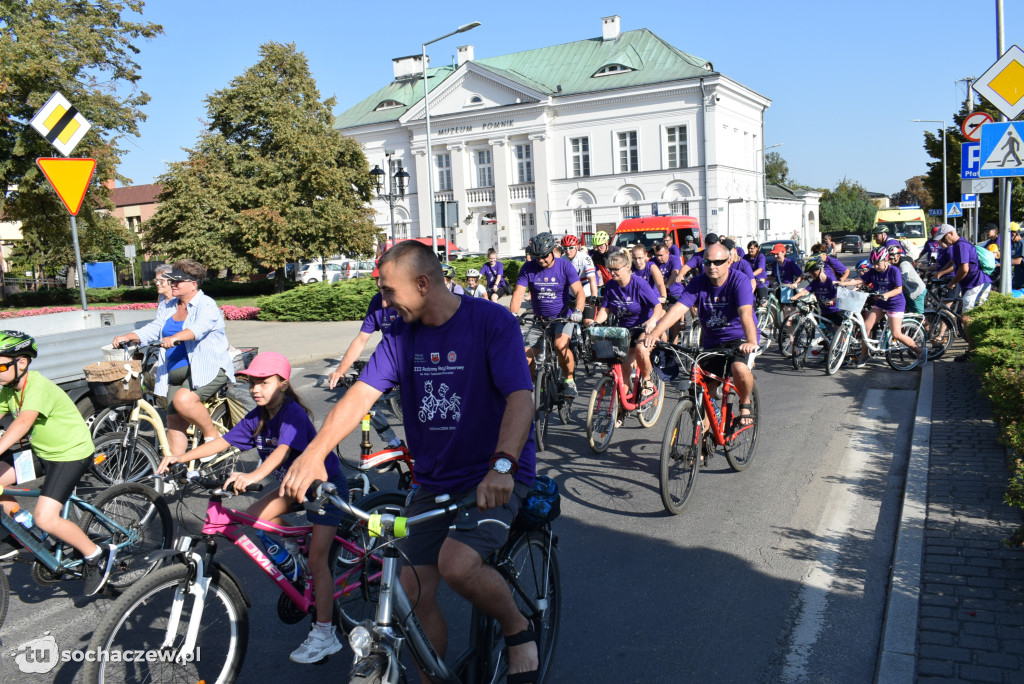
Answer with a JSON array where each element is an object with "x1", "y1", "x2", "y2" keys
[
  {"x1": 257, "y1": 278, "x2": 377, "y2": 321},
  {"x1": 963, "y1": 294, "x2": 1024, "y2": 545}
]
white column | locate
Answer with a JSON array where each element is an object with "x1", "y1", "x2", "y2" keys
[
  {"x1": 448, "y1": 142, "x2": 469, "y2": 248},
  {"x1": 412, "y1": 148, "x2": 430, "y2": 239},
  {"x1": 490, "y1": 137, "x2": 510, "y2": 253},
  {"x1": 529, "y1": 133, "x2": 548, "y2": 238}
]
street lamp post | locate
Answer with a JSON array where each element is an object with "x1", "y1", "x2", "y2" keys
[
  {"x1": 422, "y1": 21, "x2": 481, "y2": 261},
  {"x1": 911, "y1": 119, "x2": 947, "y2": 225},
  {"x1": 762, "y1": 142, "x2": 783, "y2": 242},
  {"x1": 370, "y1": 152, "x2": 410, "y2": 248}
]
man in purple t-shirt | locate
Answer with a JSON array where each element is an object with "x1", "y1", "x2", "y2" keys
[
  {"x1": 282, "y1": 241, "x2": 540, "y2": 680},
  {"x1": 510, "y1": 232, "x2": 585, "y2": 397},
  {"x1": 872, "y1": 227, "x2": 902, "y2": 251},
  {"x1": 647, "y1": 242, "x2": 760, "y2": 428},
  {"x1": 933, "y1": 224, "x2": 992, "y2": 311}
]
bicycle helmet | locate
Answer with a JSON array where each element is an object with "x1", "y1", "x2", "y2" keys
[
  {"x1": 526, "y1": 232, "x2": 558, "y2": 259},
  {"x1": 560, "y1": 234, "x2": 580, "y2": 248},
  {"x1": 441, "y1": 263, "x2": 456, "y2": 278},
  {"x1": 0, "y1": 330, "x2": 37, "y2": 359},
  {"x1": 869, "y1": 247, "x2": 888, "y2": 264},
  {"x1": 872, "y1": 225, "x2": 888, "y2": 235},
  {"x1": 887, "y1": 244, "x2": 904, "y2": 260},
  {"x1": 592, "y1": 231, "x2": 610, "y2": 246},
  {"x1": 466, "y1": 268, "x2": 481, "y2": 278},
  {"x1": 856, "y1": 259, "x2": 871, "y2": 270},
  {"x1": 804, "y1": 256, "x2": 824, "y2": 272}
]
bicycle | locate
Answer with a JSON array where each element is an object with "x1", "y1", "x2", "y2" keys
[
  {"x1": 825, "y1": 288, "x2": 928, "y2": 375},
  {"x1": 921, "y1": 279, "x2": 964, "y2": 360},
  {"x1": 523, "y1": 314, "x2": 576, "y2": 452},
  {"x1": 89, "y1": 343, "x2": 251, "y2": 494},
  {"x1": 567, "y1": 295, "x2": 601, "y2": 377},
  {"x1": 654, "y1": 343, "x2": 761, "y2": 515},
  {"x1": 341, "y1": 360, "x2": 404, "y2": 423},
  {"x1": 584, "y1": 325, "x2": 665, "y2": 452},
  {"x1": 786, "y1": 300, "x2": 834, "y2": 371},
  {"x1": 0, "y1": 479, "x2": 172, "y2": 605},
  {"x1": 327, "y1": 482, "x2": 560, "y2": 684},
  {"x1": 754, "y1": 285, "x2": 785, "y2": 354},
  {"x1": 81, "y1": 469, "x2": 406, "y2": 684}
]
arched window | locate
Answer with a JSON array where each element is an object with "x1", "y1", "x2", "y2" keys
[
  {"x1": 374, "y1": 99, "x2": 404, "y2": 111},
  {"x1": 569, "y1": 190, "x2": 595, "y2": 235},
  {"x1": 614, "y1": 186, "x2": 644, "y2": 220},
  {"x1": 662, "y1": 181, "x2": 695, "y2": 216},
  {"x1": 465, "y1": 95, "x2": 484, "y2": 107},
  {"x1": 593, "y1": 64, "x2": 634, "y2": 77}
]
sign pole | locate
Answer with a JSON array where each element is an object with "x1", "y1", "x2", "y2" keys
[{"x1": 69, "y1": 215, "x2": 88, "y2": 311}]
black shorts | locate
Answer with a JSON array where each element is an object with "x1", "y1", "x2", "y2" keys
[
  {"x1": 399, "y1": 482, "x2": 529, "y2": 566},
  {"x1": 822, "y1": 311, "x2": 846, "y2": 328},
  {"x1": 697, "y1": 340, "x2": 747, "y2": 380},
  {"x1": 40, "y1": 456, "x2": 92, "y2": 504}
]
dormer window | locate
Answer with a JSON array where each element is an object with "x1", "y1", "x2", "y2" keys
[
  {"x1": 465, "y1": 95, "x2": 484, "y2": 107},
  {"x1": 374, "y1": 99, "x2": 404, "y2": 111},
  {"x1": 593, "y1": 64, "x2": 634, "y2": 77}
]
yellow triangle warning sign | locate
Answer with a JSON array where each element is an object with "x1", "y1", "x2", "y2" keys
[{"x1": 36, "y1": 157, "x2": 96, "y2": 215}]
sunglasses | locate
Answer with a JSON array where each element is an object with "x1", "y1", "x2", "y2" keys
[
  {"x1": 154, "y1": 278, "x2": 169, "y2": 285},
  {"x1": 0, "y1": 363, "x2": 13, "y2": 373},
  {"x1": 704, "y1": 258, "x2": 730, "y2": 267},
  {"x1": 169, "y1": 279, "x2": 195, "y2": 285}
]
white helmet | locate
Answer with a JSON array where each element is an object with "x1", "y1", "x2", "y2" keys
[{"x1": 466, "y1": 269, "x2": 481, "y2": 278}]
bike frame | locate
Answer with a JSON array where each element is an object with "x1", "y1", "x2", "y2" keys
[
  {"x1": 605, "y1": 359, "x2": 659, "y2": 413},
  {"x1": 684, "y1": 353, "x2": 754, "y2": 449},
  {"x1": 0, "y1": 486, "x2": 136, "y2": 573}
]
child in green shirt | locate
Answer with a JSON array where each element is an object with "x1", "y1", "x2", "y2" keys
[{"x1": 0, "y1": 331, "x2": 116, "y2": 595}]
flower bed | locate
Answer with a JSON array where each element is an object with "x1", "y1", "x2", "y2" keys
[{"x1": 0, "y1": 303, "x2": 260, "y2": 320}]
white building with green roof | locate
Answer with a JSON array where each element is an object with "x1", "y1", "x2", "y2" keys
[{"x1": 336, "y1": 16, "x2": 819, "y2": 255}]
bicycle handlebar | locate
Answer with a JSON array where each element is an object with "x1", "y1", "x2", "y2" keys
[{"x1": 163, "y1": 465, "x2": 264, "y2": 497}]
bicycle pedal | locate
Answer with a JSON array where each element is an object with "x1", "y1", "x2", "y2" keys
[{"x1": 313, "y1": 656, "x2": 331, "y2": 666}]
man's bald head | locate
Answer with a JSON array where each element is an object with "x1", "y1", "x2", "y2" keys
[{"x1": 705, "y1": 242, "x2": 730, "y2": 261}]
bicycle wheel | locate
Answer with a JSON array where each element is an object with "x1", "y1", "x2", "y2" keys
[
  {"x1": 0, "y1": 567, "x2": 8, "y2": 630},
  {"x1": 826, "y1": 322, "x2": 853, "y2": 376},
  {"x1": 503, "y1": 531, "x2": 560, "y2": 684},
  {"x1": 387, "y1": 389, "x2": 404, "y2": 423},
  {"x1": 886, "y1": 318, "x2": 927, "y2": 371},
  {"x1": 686, "y1": 319, "x2": 703, "y2": 348},
  {"x1": 636, "y1": 373, "x2": 665, "y2": 428},
  {"x1": 91, "y1": 405, "x2": 131, "y2": 440},
  {"x1": 922, "y1": 308, "x2": 956, "y2": 360},
  {"x1": 777, "y1": 310, "x2": 802, "y2": 358},
  {"x1": 791, "y1": 318, "x2": 815, "y2": 371},
  {"x1": 585, "y1": 375, "x2": 617, "y2": 453},
  {"x1": 334, "y1": 489, "x2": 407, "y2": 632},
  {"x1": 723, "y1": 383, "x2": 759, "y2": 472},
  {"x1": 77, "y1": 482, "x2": 173, "y2": 589},
  {"x1": 755, "y1": 306, "x2": 774, "y2": 353},
  {"x1": 659, "y1": 398, "x2": 702, "y2": 515},
  {"x1": 533, "y1": 369, "x2": 550, "y2": 452},
  {"x1": 81, "y1": 563, "x2": 248, "y2": 684},
  {"x1": 90, "y1": 431, "x2": 164, "y2": 493}
]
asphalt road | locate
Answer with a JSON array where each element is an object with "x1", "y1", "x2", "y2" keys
[{"x1": 1, "y1": 248, "x2": 924, "y2": 684}]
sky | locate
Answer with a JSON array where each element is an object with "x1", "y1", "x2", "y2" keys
[{"x1": 113, "y1": 0, "x2": 1024, "y2": 198}]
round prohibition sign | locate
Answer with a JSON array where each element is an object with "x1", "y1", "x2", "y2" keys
[{"x1": 962, "y1": 112, "x2": 994, "y2": 142}]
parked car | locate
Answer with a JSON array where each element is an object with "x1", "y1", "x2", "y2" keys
[
  {"x1": 455, "y1": 251, "x2": 488, "y2": 260},
  {"x1": 298, "y1": 261, "x2": 346, "y2": 284},
  {"x1": 841, "y1": 234, "x2": 864, "y2": 253},
  {"x1": 761, "y1": 239, "x2": 805, "y2": 273},
  {"x1": 340, "y1": 260, "x2": 376, "y2": 279}
]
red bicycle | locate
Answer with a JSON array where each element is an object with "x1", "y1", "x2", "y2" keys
[
  {"x1": 654, "y1": 343, "x2": 761, "y2": 515},
  {"x1": 585, "y1": 325, "x2": 666, "y2": 452}
]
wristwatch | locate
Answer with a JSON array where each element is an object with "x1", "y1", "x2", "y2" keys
[{"x1": 490, "y1": 451, "x2": 518, "y2": 475}]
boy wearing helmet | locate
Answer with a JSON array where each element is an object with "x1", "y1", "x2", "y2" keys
[
  {"x1": 442, "y1": 263, "x2": 465, "y2": 295},
  {"x1": 791, "y1": 256, "x2": 845, "y2": 328},
  {"x1": 0, "y1": 332, "x2": 117, "y2": 595},
  {"x1": 590, "y1": 231, "x2": 612, "y2": 287},
  {"x1": 465, "y1": 269, "x2": 488, "y2": 298},
  {"x1": 560, "y1": 234, "x2": 598, "y2": 297},
  {"x1": 887, "y1": 245, "x2": 926, "y2": 314}
]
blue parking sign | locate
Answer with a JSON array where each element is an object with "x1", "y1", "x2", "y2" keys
[{"x1": 962, "y1": 142, "x2": 980, "y2": 179}]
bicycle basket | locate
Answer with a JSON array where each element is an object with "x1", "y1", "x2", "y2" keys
[
  {"x1": 836, "y1": 288, "x2": 868, "y2": 313},
  {"x1": 84, "y1": 360, "x2": 143, "y2": 407},
  {"x1": 589, "y1": 326, "x2": 630, "y2": 362},
  {"x1": 514, "y1": 476, "x2": 561, "y2": 532},
  {"x1": 231, "y1": 346, "x2": 259, "y2": 371}
]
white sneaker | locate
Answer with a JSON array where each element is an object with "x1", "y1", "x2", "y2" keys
[
  {"x1": 563, "y1": 378, "x2": 578, "y2": 398},
  {"x1": 289, "y1": 626, "x2": 342, "y2": 664}
]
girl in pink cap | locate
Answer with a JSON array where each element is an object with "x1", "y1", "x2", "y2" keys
[{"x1": 157, "y1": 351, "x2": 347, "y2": 664}]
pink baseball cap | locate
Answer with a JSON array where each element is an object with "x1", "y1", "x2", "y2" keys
[{"x1": 237, "y1": 351, "x2": 291, "y2": 381}]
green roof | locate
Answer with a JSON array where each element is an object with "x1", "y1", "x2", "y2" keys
[{"x1": 334, "y1": 28, "x2": 714, "y2": 130}]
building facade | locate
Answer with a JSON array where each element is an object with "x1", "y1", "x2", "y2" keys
[{"x1": 336, "y1": 16, "x2": 816, "y2": 256}]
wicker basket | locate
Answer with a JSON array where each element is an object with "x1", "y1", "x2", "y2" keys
[
  {"x1": 589, "y1": 326, "x2": 630, "y2": 362},
  {"x1": 84, "y1": 360, "x2": 143, "y2": 408},
  {"x1": 231, "y1": 347, "x2": 259, "y2": 372}
]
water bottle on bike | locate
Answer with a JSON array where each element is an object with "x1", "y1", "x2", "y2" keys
[
  {"x1": 255, "y1": 529, "x2": 300, "y2": 583},
  {"x1": 12, "y1": 505, "x2": 47, "y2": 542}
]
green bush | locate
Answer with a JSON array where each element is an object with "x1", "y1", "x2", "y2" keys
[{"x1": 257, "y1": 279, "x2": 376, "y2": 321}]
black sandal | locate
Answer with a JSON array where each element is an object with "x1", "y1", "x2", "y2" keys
[
  {"x1": 730, "y1": 403, "x2": 755, "y2": 432},
  {"x1": 505, "y1": 624, "x2": 539, "y2": 684}
]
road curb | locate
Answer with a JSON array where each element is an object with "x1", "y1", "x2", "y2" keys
[{"x1": 875, "y1": 360, "x2": 933, "y2": 683}]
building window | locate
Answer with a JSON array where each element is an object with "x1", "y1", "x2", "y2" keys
[
  {"x1": 519, "y1": 212, "x2": 536, "y2": 246},
  {"x1": 476, "y1": 149, "x2": 494, "y2": 188},
  {"x1": 125, "y1": 216, "x2": 142, "y2": 233},
  {"x1": 393, "y1": 222, "x2": 409, "y2": 240},
  {"x1": 666, "y1": 126, "x2": 688, "y2": 169},
  {"x1": 620, "y1": 205, "x2": 640, "y2": 220},
  {"x1": 514, "y1": 143, "x2": 533, "y2": 184},
  {"x1": 570, "y1": 137, "x2": 590, "y2": 178},
  {"x1": 465, "y1": 95, "x2": 484, "y2": 106},
  {"x1": 389, "y1": 158, "x2": 403, "y2": 178},
  {"x1": 435, "y1": 153, "x2": 452, "y2": 191},
  {"x1": 618, "y1": 131, "x2": 638, "y2": 173},
  {"x1": 593, "y1": 64, "x2": 634, "y2": 77},
  {"x1": 574, "y1": 208, "x2": 593, "y2": 235},
  {"x1": 669, "y1": 201, "x2": 689, "y2": 215},
  {"x1": 374, "y1": 99, "x2": 404, "y2": 111}
]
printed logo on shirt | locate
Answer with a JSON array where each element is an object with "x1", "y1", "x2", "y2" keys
[
  {"x1": 447, "y1": 351, "x2": 457, "y2": 362},
  {"x1": 418, "y1": 380, "x2": 461, "y2": 424},
  {"x1": 430, "y1": 352, "x2": 440, "y2": 363}
]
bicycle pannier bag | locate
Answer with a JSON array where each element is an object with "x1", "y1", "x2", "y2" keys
[
  {"x1": 515, "y1": 476, "x2": 561, "y2": 531},
  {"x1": 84, "y1": 360, "x2": 143, "y2": 407}
]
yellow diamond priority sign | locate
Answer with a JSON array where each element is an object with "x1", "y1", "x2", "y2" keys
[
  {"x1": 29, "y1": 92, "x2": 92, "y2": 157},
  {"x1": 975, "y1": 45, "x2": 1024, "y2": 120}
]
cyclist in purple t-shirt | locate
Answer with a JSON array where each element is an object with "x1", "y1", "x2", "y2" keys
[
  {"x1": 646, "y1": 242, "x2": 760, "y2": 429},
  {"x1": 281, "y1": 241, "x2": 540, "y2": 681},
  {"x1": 932, "y1": 224, "x2": 992, "y2": 311},
  {"x1": 872, "y1": 227, "x2": 902, "y2": 251},
  {"x1": 510, "y1": 232, "x2": 585, "y2": 397},
  {"x1": 481, "y1": 249, "x2": 507, "y2": 302},
  {"x1": 630, "y1": 244, "x2": 667, "y2": 301},
  {"x1": 791, "y1": 256, "x2": 845, "y2": 327}
]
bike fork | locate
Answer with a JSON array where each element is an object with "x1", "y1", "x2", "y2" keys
[{"x1": 162, "y1": 538, "x2": 210, "y2": 661}]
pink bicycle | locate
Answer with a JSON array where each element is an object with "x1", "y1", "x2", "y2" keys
[{"x1": 82, "y1": 467, "x2": 404, "y2": 683}]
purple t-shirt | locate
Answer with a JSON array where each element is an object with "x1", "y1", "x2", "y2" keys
[
  {"x1": 771, "y1": 258, "x2": 803, "y2": 285},
  {"x1": 803, "y1": 277, "x2": 841, "y2": 314},
  {"x1": 656, "y1": 254, "x2": 684, "y2": 297},
  {"x1": 481, "y1": 262, "x2": 506, "y2": 291},
  {"x1": 733, "y1": 257, "x2": 755, "y2": 285},
  {"x1": 223, "y1": 399, "x2": 341, "y2": 481},
  {"x1": 950, "y1": 239, "x2": 992, "y2": 290},
  {"x1": 863, "y1": 264, "x2": 905, "y2": 312},
  {"x1": 678, "y1": 269, "x2": 759, "y2": 347},
  {"x1": 822, "y1": 255, "x2": 848, "y2": 281},
  {"x1": 632, "y1": 261, "x2": 659, "y2": 292},
  {"x1": 743, "y1": 252, "x2": 767, "y2": 284},
  {"x1": 517, "y1": 258, "x2": 580, "y2": 318},
  {"x1": 601, "y1": 275, "x2": 660, "y2": 328},
  {"x1": 360, "y1": 293, "x2": 399, "y2": 336},
  {"x1": 685, "y1": 250, "x2": 704, "y2": 270},
  {"x1": 359, "y1": 297, "x2": 536, "y2": 492},
  {"x1": 669, "y1": 243, "x2": 680, "y2": 258}
]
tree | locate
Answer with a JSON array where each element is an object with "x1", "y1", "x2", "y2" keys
[
  {"x1": 891, "y1": 175, "x2": 932, "y2": 211},
  {"x1": 0, "y1": 1, "x2": 162, "y2": 275},
  {"x1": 144, "y1": 42, "x2": 378, "y2": 288},
  {"x1": 765, "y1": 151, "x2": 789, "y2": 186},
  {"x1": 819, "y1": 178, "x2": 877, "y2": 235}
]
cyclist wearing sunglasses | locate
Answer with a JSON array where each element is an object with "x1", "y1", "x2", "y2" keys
[{"x1": 646, "y1": 242, "x2": 759, "y2": 428}]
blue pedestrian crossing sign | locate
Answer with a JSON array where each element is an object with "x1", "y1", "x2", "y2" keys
[
  {"x1": 979, "y1": 122, "x2": 1024, "y2": 177},
  {"x1": 946, "y1": 202, "x2": 963, "y2": 218}
]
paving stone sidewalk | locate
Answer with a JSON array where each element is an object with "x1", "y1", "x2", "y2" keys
[{"x1": 917, "y1": 350, "x2": 1024, "y2": 682}]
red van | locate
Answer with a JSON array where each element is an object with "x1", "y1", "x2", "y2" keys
[{"x1": 610, "y1": 216, "x2": 703, "y2": 254}]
